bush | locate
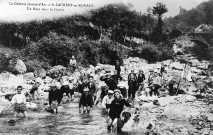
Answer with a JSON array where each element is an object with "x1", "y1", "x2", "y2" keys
[
  {"x1": 134, "y1": 43, "x2": 173, "y2": 63},
  {"x1": 138, "y1": 44, "x2": 161, "y2": 63},
  {"x1": 184, "y1": 44, "x2": 212, "y2": 60},
  {"x1": 22, "y1": 32, "x2": 126, "y2": 68}
]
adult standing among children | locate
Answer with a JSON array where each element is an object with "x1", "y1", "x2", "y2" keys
[
  {"x1": 5, "y1": 86, "x2": 27, "y2": 117},
  {"x1": 151, "y1": 72, "x2": 162, "y2": 96},
  {"x1": 128, "y1": 69, "x2": 138, "y2": 99},
  {"x1": 162, "y1": 70, "x2": 169, "y2": 87},
  {"x1": 160, "y1": 62, "x2": 165, "y2": 75},
  {"x1": 69, "y1": 55, "x2": 77, "y2": 72},
  {"x1": 137, "y1": 70, "x2": 146, "y2": 86},
  {"x1": 115, "y1": 60, "x2": 121, "y2": 77},
  {"x1": 106, "y1": 90, "x2": 131, "y2": 134},
  {"x1": 94, "y1": 69, "x2": 101, "y2": 84},
  {"x1": 148, "y1": 70, "x2": 154, "y2": 86},
  {"x1": 123, "y1": 55, "x2": 129, "y2": 74}
]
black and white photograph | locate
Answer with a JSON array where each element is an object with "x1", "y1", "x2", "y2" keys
[{"x1": 0, "y1": 0, "x2": 213, "y2": 134}]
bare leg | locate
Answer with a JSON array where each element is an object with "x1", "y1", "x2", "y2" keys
[
  {"x1": 55, "y1": 104, "x2": 58, "y2": 114},
  {"x1": 22, "y1": 111, "x2": 27, "y2": 117},
  {"x1": 87, "y1": 106, "x2": 91, "y2": 114},
  {"x1": 71, "y1": 94, "x2": 74, "y2": 101},
  {"x1": 107, "y1": 117, "x2": 113, "y2": 132},
  {"x1": 112, "y1": 118, "x2": 118, "y2": 134},
  {"x1": 83, "y1": 106, "x2": 87, "y2": 113}
]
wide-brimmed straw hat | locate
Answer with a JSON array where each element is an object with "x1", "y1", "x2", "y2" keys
[
  {"x1": 114, "y1": 89, "x2": 121, "y2": 94},
  {"x1": 108, "y1": 90, "x2": 114, "y2": 94}
]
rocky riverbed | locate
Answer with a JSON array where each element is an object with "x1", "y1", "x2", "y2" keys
[{"x1": 0, "y1": 51, "x2": 213, "y2": 134}]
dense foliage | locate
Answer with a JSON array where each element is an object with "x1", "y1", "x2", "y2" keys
[
  {"x1": 22, "y1": 32, "x2": 127, "y2": 68},
  {"x1": 1, "y1": 0, "x2": 213, "y2": 71},
  {"x1": 165, "y1": 0, "x2": 213, "y2": 32}
]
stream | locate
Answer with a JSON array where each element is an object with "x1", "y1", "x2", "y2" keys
[{"x1": 0, "y1": 98, "x2": 113, "y2": 135}]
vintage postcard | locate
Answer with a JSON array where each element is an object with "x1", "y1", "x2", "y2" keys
[{"x1": 0, "y1": 0, "x2": 213, "y2": 135}]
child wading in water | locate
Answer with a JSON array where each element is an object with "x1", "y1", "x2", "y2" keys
[{"x1": 6, "y1": 86, "x2": 27, "y2": 117}]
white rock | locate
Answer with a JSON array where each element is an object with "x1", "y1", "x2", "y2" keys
[
  {"x1": 14, "y1": 59, "x2": 27, "y2": 74},
  {"x1": 26, "y1": 102, "x2": 38, "y2": 109},
  {"x1": 185, "y1": 95, "x2": 196, "y2": 102}
]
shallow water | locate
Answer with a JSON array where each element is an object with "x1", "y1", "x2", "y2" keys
[
  {"x1": 1, "y1": 96, "x2": 200, "y2": 135},
  {"x1": 0, "y1": 100, "x2": 112, "y2": 135}
]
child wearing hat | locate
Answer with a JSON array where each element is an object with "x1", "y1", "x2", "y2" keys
[
  {"x1": 102, "y1": 90, "x2": 114, "y2": 114},
  {"x1": 106, "y1": 89, "x2": 131, "y2": 133}
]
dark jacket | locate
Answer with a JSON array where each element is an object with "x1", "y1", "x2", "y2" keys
[
  {"x1": 111, "y1": 74, "x2": 122, "y2": 83},
  {"x1": 101, "y1": 75, "x2": 119, "y2": 90},
  {"x1": 137, "y1": 74, "x2": 146, "y2": 84},
  {"x1": 108, "y1": 75, "x2": 120, "y2": 90},
  {"x1": 128, "y1": 73, "x2": 137, "y2": 89},
  {"x1": 79, "y1": 93, "x2": 94, "y2": 107},
  {"x1": 77, "y1": 82, "x2": 87, "y2": 94},
  {"x1": 61, "y1": 85, "x2": 73, "y2": 96},
  {"x1": 128, "y1": 73, "x2": 137, "y2": 82},
  {"x1": 160, "y1": 66, "x2": 165, "y2": 74},
  {"x1": 115, "y1": 63, "x2": 121, "y2": 72},
  {"x1": 107, "y1": 98, "x2": 131, "y2": 119},
  {"x1": 48, "y1": 87, "x2": 64, "y2": 105},
  {"x1": 86, "y1": 82, "x2": 96, "y2": 95}
]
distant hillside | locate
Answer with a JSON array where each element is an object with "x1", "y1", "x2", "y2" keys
[{"x1": 164, "y1": 0, "x2": 213, "y2": 32}]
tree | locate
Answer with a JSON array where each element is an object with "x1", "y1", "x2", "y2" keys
[
  {"x1": 90, "y1": 3, "x2": 145, "y2": 43},
  {"x1": 152, "y1": 2, "x2": 168, "y2": 34},
  {"x1": 203, "y1": 1, "x2": 213, "y2": 25}
]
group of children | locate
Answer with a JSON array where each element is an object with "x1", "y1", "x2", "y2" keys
[{"x1": 1, "y1": 58, "x2": 174, "y2": 134}]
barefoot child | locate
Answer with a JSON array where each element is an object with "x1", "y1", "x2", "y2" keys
[
  {"x1": 79, "y1": 88, "x2": 94, "y2": 114},
  {"x1": 6, "y1": 86, "x2": 27, "y2": 117}
]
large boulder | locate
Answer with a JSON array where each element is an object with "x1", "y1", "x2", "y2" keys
[
  {"x1": 185, "y1": 95, "x2": 196, "y2": 102},
  {"x1": 170, "y1": 62, "x2": 184, "y2": 70},
  {"x1": 48, "y1": 65, "x2": 66, "y2": 73},
  {"x1": 34, "y1": 68, "x2": 46, "y2": 77},
  {"x1": 0, "y1": 72, "x2": 10, "y2": 81},
  {"x1": 12, "y1": 59, "x2": 27, "y2": 74},
  {"x1": 189, "y1": 59, "x2": 201, "y2": 67},
  {"x1": 161, "y1": 101, "x2": 206, "y2": 121},
  {"x1": 23, "y1": 72, "x2": 35, "y2": 80},
  {"x1": 0, "y1": 96, "x2": 11, "y2": 114}
]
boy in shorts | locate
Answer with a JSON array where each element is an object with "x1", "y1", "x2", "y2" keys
[{"x1": 6, "y1": 86, "x2": 27, "y2": 117}]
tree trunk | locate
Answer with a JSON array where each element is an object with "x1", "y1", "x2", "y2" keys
[
  {"x1": 123, "y1": 33, "x2": 126, "y2": 43},
  {"x1": 9, "y1": 36, "x2": 12, "y2": 48},
  {"x1": 99, "y1": 26, "x2": 103, "y2": 42}
]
